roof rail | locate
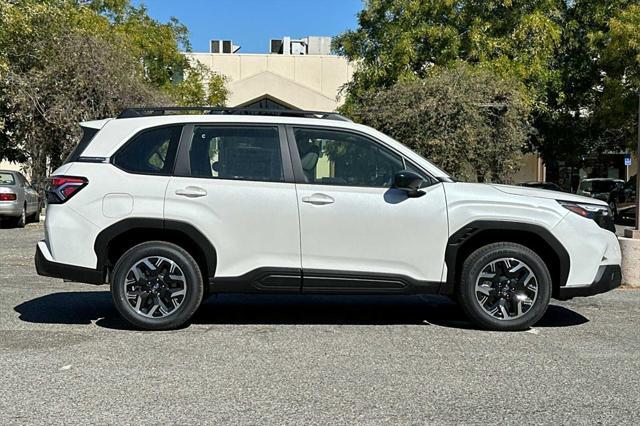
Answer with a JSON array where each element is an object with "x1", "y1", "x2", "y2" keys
[{"x1": 117, "y1": 107, "x2": 351, "y2": 122}]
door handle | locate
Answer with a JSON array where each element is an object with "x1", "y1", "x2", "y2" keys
[
  {"x1": 302, "y1": 193, "x2": 335, "y2": 205},
  {"x1": 175, "y1": 186, "x2": 207, "y2": 198}
]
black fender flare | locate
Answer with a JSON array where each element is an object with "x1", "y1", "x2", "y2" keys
[
  {"x1": 94, "y1": 218, "x2": 217, "y2": 278},
  {"x1": 442, "y1": 220, "x2": 570, "y2": 294}
]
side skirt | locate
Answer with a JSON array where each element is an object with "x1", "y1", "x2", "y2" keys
[{"x1": 209, "y1": 268, "x2": 442, "y2": 295}]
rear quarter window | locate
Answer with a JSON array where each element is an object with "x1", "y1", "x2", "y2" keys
[
  {"x1": 113, "y1": 126, "x2": 182, "y2": 175},
  {"x1": 64, "y1": 127, "x2": 99, "y2": 164}
]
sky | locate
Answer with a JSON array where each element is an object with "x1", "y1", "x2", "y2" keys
[{"x1": 132, "y1": 0, "x2": 364, "y2": 53}]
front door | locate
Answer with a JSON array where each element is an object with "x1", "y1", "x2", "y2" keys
[
  {"x1": 288, "y1": 126, "x2": 449, "y2": 292},
  {"x1": 164, "y1": 124, "x2": 301, "y2": 290}
]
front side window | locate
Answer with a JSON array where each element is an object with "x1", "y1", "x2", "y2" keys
[
  {"x1": 113, "y1": 126, "x2": 182, "y2": 175},
  {"x1": 188, "y1": 126, "x2": 283, "y2": 182},
  {"x1": 293, "y1": 128, "x2": 405, "y2": 187}
]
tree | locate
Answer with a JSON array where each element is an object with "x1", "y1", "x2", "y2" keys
[
  {"x1": 354, "y1": 64, "x2": 531, "y2": 182},
  {"x1": 0, "y1": 0, "x2": 227, "y2": 183},
  {"x1": 533, "y1": 0, "x2": 640, "y2": 181},
  {"x1": 334, "y1": 0, "x2": 562, "y2": 112},
  {"x1": 166, "y1": 62, "x2": 228, "y2": 107},
  {"x1": 3, "y1": 32, "x2": 167, "y2": 184},
  {"x1": 335, "y1": 0, "x2": 640, "y2": 181}
]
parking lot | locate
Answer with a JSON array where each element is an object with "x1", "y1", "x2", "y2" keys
[{"x1": 0, "y1": 223, "x2": 639, "y2": 424}]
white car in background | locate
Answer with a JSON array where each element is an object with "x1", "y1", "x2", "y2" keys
[{"x1": 35, "y1": 108, "x2": 622, "y2": 331}]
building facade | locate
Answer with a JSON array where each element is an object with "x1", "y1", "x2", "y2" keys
[{"x1": 186, "y1": 36, "x2": 354, "y2": 112}]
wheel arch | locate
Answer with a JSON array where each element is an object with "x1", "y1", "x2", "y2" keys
[
  {"x1": 94, "y1": 218, "x2": 217, "y2": 282},
  {"x1": 443, "y1": 221, "x2": 569, "y2": 298}
]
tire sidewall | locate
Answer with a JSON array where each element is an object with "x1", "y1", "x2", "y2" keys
[
  {"x1": 16, "y1": 206, "x2": 26, "y2": 228},
  {"x1": 458, "y1": 243, "x2": 551, "y2": 331},
  {"x1": 111, "y1": 242, "x2": 204, "y2": 330}
]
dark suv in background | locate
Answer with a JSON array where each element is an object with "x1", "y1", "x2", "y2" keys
[{"x1": 577, "y1": 178, "x2": 624, "y2": 215}]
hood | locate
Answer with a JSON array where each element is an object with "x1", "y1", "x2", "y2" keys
[{"x1": 491, "y1": 184, "x2": 608, "y2": 206}]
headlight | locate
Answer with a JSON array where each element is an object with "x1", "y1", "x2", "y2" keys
[{"x1": 558, "y1": 201, "x2": 615, "y2": 232}]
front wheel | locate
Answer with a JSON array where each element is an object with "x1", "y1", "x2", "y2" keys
[
  {"x1": 29, "y1": 204, "x2": 41, "y2": 223},
  {"x1": 111, "y1": 241, "x2": 204, "y2": 330},
  {"x1": 457, "y1": 242, "x2": 551, "y2": 331}
]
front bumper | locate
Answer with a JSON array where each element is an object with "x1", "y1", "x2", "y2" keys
[
  {"x1": 557, "y1": 264, "x2": 622, "y2": 300},
  {"x1": 35, "y1": 241, "x2": 104, "y2": 284}
]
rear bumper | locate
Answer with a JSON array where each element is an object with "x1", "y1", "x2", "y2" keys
[
  {"x1": 0, "y1": 201, "x2": 21, "y2": 216},
  {"x1": 557, "y1": 264, "x2": 622, "y2": 300},
  {"x1": 35, "y1": 241, "x2": 104, "y2": 284}
]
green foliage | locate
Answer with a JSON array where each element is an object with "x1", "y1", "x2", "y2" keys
[
  {"x1": 335, "y1": 0, "x2": 563, "y2": 109},
  {"x1": 0, "y1": 0, "x2": 227, "y2": 182},
  {"x1": 2, "y1": 32, "x2": 167, "y2": 183},
  {"x1": 336, "y1": 0, "x2": 640, "y2": 178},
  {"x1": 166, "y1": 62, "x2": 228, "y2": 107},
  {"x1": 353, "y1": 64, "x2": 531, "y2": 182}
]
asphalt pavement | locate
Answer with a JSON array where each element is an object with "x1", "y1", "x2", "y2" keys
[{"x1": 1, "y1": 223, "x2": 639, "y2": 424}]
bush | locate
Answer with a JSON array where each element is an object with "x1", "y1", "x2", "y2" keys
[{"x1": 349, "y1": 64, "x2": 532, "y2": 182}]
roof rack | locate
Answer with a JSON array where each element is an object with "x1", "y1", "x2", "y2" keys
[{"x1": 117, "y1": 107, "x2": 351, "y2": 122}]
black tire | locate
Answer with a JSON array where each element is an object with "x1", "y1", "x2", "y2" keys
[
  {"x1": 111, "y1": 241, "x2": 204, "y2": 330},
  {"x1": 11, "y1": 205, "x2": 26, "y2": 228},
  {"x1": 29, "y1": 205, "x2": 41, "y2": 223},
  {"x1": 456, "y1": 242, "x2": 551, "y2": 331}
]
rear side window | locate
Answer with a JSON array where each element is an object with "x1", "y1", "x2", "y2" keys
[
  {"x1": 0, "y1": 172, "x2": 15, "y2": 185},
  {"x1": 64, "y1": 127, "x2": 99, "y2": 164},
  {"x1": 188, "y1": 126, "x2": 283, "y2": 182},
  {"x1": 114, "y1": 126, "x2": 182, "y2": 175}
]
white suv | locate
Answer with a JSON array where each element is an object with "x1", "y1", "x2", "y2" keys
[{"x1": 35, "y1": 108, "x2": 622, "y2": 331}]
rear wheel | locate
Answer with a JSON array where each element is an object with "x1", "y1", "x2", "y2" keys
[
  {"x1": 11, "y1": 205, "x2": 26, "y2": 228},
  {"x1": 457, "y1": 242, "x2": 551, "y2": 331},
  {"x1": 111, "y1": 241, "x2": 204, "y2": 330}
]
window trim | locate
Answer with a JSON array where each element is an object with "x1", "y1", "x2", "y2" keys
[
  {"x1": 285, "y1": 125, "x2": 436, "y2": 188},
  {"x1": 111, "y1": 124, "x2": 185, "y2": 177},
  {"x1": 173, "y1": 123, "x2": 295, "y2": 184}
]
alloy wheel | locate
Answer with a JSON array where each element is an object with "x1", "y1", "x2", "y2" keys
[
  {"x1": 123, "y1": 256, "x2": 187, "y2": 319},
  {"x1": 474, "y1": 257, "x2": 538, "y2": 320}
]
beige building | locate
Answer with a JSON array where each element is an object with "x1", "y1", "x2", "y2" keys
[{"x1": 186, "y1": 36, "x2": 354, "y2": 112}]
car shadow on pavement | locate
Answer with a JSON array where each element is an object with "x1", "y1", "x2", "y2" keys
[{"x1": 14, "y1": 291, "x2": 589, "y2": 331}]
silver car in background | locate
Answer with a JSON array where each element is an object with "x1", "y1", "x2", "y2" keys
[{"x1": 0, "y1": 170, "x2": 41, "y2": 228}]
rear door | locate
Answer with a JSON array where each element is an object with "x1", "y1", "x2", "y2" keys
[
  {"x1": 164, "y1": 124, "x2": 301, "y2": 290},
  {"x1": 288, "y1": 126, "x2": 449, "y2": 292},
  {"x1": 18, "y1": 173, "x2": 39, "y2": 214}
]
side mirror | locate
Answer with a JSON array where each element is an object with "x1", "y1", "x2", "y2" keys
[{"x1": 392, "y1": 171, "x2": 426, "y2": 198}]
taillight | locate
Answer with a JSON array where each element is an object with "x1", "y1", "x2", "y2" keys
[
  {"x1": 45, "y1": 176, "x2": 88, "y2": 204},
  {"x1": 0, "y1": 193, "x2": 17, "y2": 201}
]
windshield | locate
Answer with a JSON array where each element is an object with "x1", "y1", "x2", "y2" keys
[{"x1": 0, "y1": 172, "x2": 16, "y2": 185}]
